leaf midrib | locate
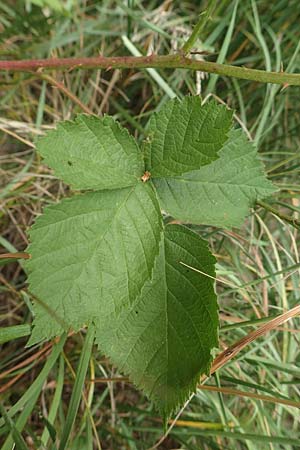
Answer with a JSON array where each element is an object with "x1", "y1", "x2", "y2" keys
[{"x1": 159, "y1": 173, "x2": 274, "y2": 190}]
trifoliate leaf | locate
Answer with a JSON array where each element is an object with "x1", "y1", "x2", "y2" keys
[
  {"x1": 24, "y1": 97, "x2": 277, "y2": 418},
  {"x1": 37, "y1": 114, "x2": 144, "y2": 190},
  {"x1": 25, "y1": 182, "x2": 162, "y2": 345},
  {"x1": 147, "y1": 97, "x2": 233, "y2": 177},
  {"x1": 95, "y1": 224, "x2": 218, "y2": 419},
  {"x1": 153, "y1": 129, "x2": 277, "y2": 227}
]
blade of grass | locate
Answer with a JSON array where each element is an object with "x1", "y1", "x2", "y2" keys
[
  {"x1": 1, "y1": 335, "x2": 67, "y2": 449},
  {"x1": 58, "y1": 325, "x2": 95, "y2": 450},
  {"x1": 0, "y1": 335, "x2": 67, "y2": 428},
  {"x1": 205, "y1": 0, "x2": 239, "y2": 94},
  {"x1": 209, "y1": 305, "x2": 300, "y2": 376},
  {"x1": 35, "y1": 80, "x2": 46, "y2": 130},
  {"x1": 40, "y1": 355, "x2": 65, "y2": 448},
  {"x1": 213, "y1": 373, "x2": 229, "y2": 429},
  {"x1": 163, "y1": 428, "x2": 300, "y2": 446},
  {"x1": 0, "y1": 325, "x2": 31, "y2": 345},
  {"x1": 197, "y1": 384, "x2": 300, "y2": 409},
  {"x1": 0, "y1": 403, "x2": 29, "y2": 450},
  {"x1": 122, "y1": 35, "x2": 177, "y2": 98},
  {"x1": 181, "y1": 0, "x2": 218, "y2": 54}
]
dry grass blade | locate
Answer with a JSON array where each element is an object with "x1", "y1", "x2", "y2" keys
[
  {"x1": 39, "y1": 74, "x2": 94, "y2": 115},
  {"x1": 0, "y1": 125, "x2": 35, "y2": 148},
  {"x1": 0, "y1": 253, "x2": 30, "y2": 260},
  {"x1": 197, "y1": 385, "x2": 300, "y2": 409},
  {"x1": 152, "y1": 304, "x2": 300, "y2": 449},
  {"x1": 208, "y1": 304, "x2": 300, "y2": 377}
]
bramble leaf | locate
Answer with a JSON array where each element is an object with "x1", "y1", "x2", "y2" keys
[
  {"x1": 24, "y1": 97, "x2": 276, "y2": 418},
  {"x1": 153, "y1": 129, "x2": 277, "y2": 227},
  {"x1": 37, "y1": 114, "x2": 144, "y2": 190},
  {"x1": 25, "y1": 182, "x2": 162, "y2": 345},
  {"x1": 147, "y1": 97, "x2": 233, "y2": 177},
  {"x1": 95, "y1": 225, "x2": 218, "y2": 419}
]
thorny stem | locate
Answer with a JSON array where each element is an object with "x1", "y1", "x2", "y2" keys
[
  {"x1": 181, "y1": 0, "x2": 218, "y2": 54},
  {"x1": 1, "y1": 54, "x2": 300, "y2": 86}
]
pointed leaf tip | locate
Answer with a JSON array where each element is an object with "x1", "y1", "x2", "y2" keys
[{"x1": 95, "y1": 224, "x2": 218, "y2": 418}]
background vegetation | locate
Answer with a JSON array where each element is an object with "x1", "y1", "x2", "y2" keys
[{"x1": 1, "y1": 0, "x2": 300, "y2": 448}]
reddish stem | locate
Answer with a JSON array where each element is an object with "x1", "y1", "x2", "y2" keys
[{"x1": 1, "y1": 55, "x2": 300, "y2": 86}]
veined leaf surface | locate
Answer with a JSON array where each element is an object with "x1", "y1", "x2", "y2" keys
[
  {"x1": 26, "y1": 182, "x2": 162, "y2": 345},
  {"x1": 25, "y1": 98, "x2": 276, "y2": 417},
  {"x1": 37, "y1": 114, "x2": 144, "y2": 190},
  {"x1": 95, "y1": 225, "x2": 218, "y2": 419},
  {"x1": 153, "y1": 130, "x2": 277, "y2": 227},
  {"x1": 147, "y1": 97, "x2": 233, "y2": 177}
]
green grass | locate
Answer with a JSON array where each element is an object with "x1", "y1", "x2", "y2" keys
[{"x1": 1, "y1": 0, "x2": 300, "y2": 448}]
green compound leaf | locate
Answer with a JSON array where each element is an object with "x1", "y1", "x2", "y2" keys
[
  {"x1": 24, "y1": 98, "x2": 276, "y2": 418},
  {"x1": 147, "y1": 97, "x2": 233, "y2": 177},
  {"x1": 95, "y1": 224, "x2": 218, "y2": 420},
  {"x1": 153, "y1": 129, "x2": 277, "y2": 228},
  {"x1": 37, "y1": 114, "x2": 144, "y2": 190},
  {"x1": 25, "y1": 182, "x2": 162, "y2": 345}
]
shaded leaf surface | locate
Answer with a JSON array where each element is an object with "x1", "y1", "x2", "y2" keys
[
  {"x1": 153, "y1": 130, "x2": 277, "y2": 227},
  {"x1": 147, "y1": 97, "x2": 233, "y2": 177},
  {"x1": 95, "y1": 225, "x2": 218, "y2": 419}
]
